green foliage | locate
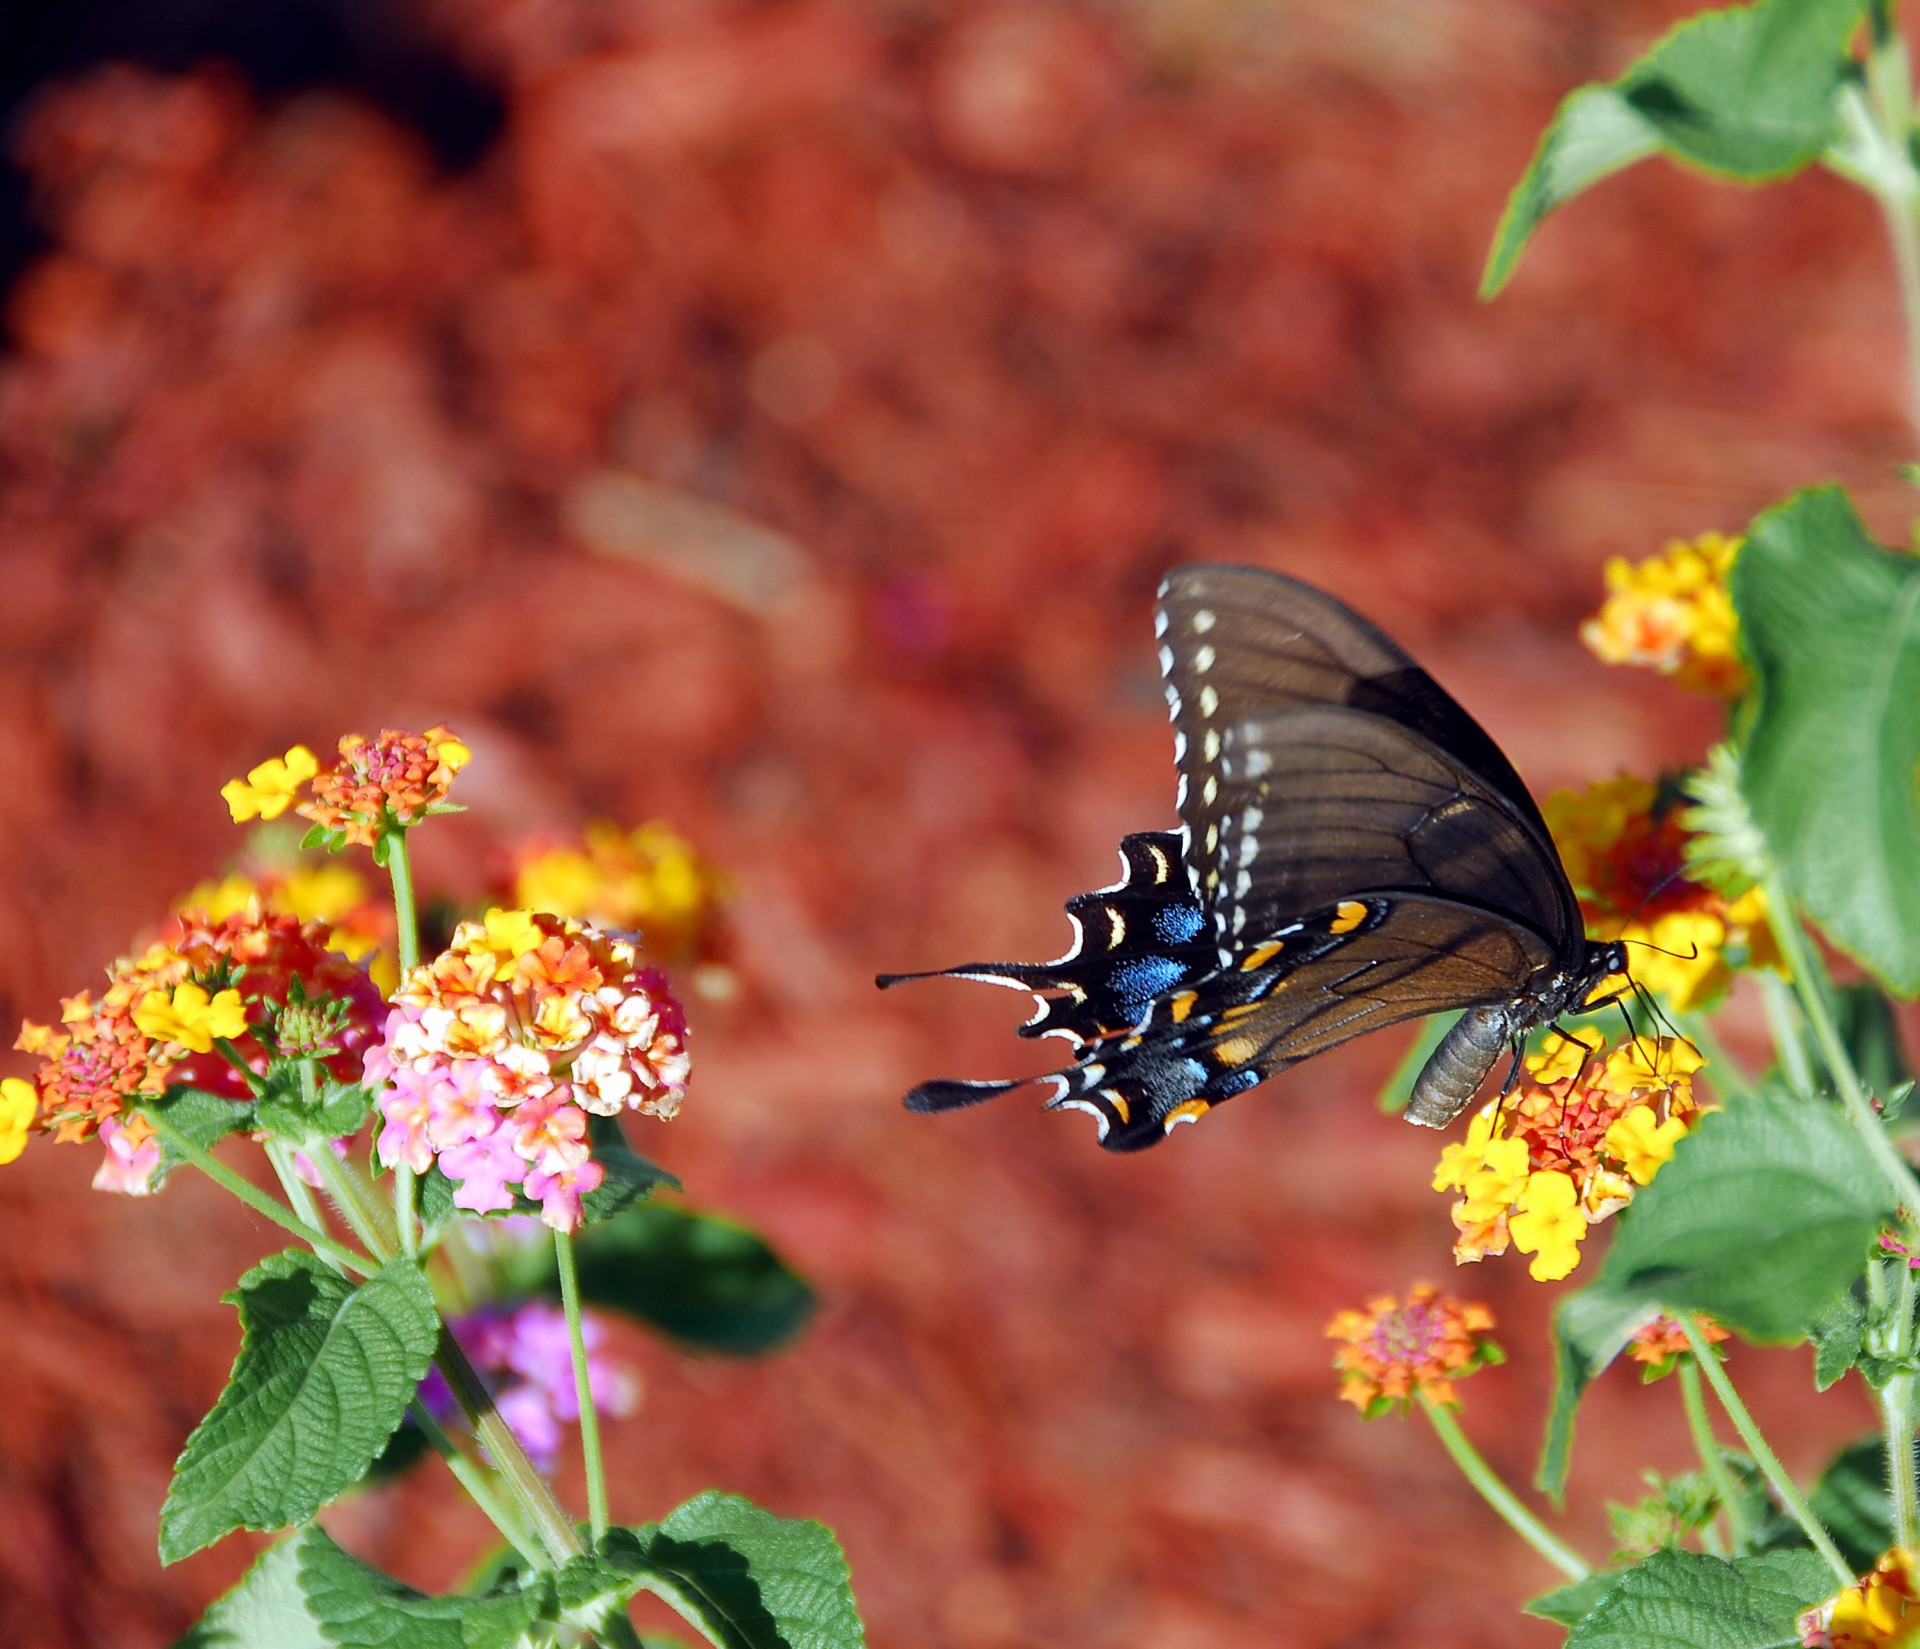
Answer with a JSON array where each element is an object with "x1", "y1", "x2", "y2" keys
[
  {"x1": 511, "y1": 1202, "x2": 817, "y2": 1357},
  {"x1": 1595, "y1": 1086, "x2": 1896, "y2": 1341},
  {"x1": 1610, "y1": 1471, "x2": 1723, "y2": 1558},
  {"x1": 171, "y1": 1530, "x2": 330, "y2": 1649},
  {"x1": 159, "y1": 1253, "x2": 440, "y2": 1563},
  {"x1": 1525, "y1": 1570, "x2": 1625, "y2": 1627},
  {"x1": 1808, "y1": 1438, "x2": 1895, "y2": 1572},
  {"x1": 1808, "y1": 1285, "x2": 1868, "y2": 1391},
  {"x1": 1562, "y1": 1548, "x2": 1835, "y2": 1648},
  {"x1": 1733, "y1": 485, "x2": 1920, "y2": 995},
  {"x1": 1540, "y1": 1282, "x2": 1661, "y2": 1498},
  {"x1": 147, "y1": 1086, "x2": 258, "y2": 1186},
  {"x1": 593, "y1": 1492, "x2": 867, "y2": 1649},
  {"x1": 296, "y1": 1525, "x2": 548, "y2": 1649},
  {"x1": 579, "y1": 1114, "x2": 681, "y2": 1224},
  {"x1": 1484, "y1": 0, "x2": 1869, "y2": 293}
]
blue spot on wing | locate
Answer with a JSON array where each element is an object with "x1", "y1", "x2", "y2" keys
[
  {"x1": 1107, "y1": 956, "x2": 1187, "y2": 1010},
  {"x1": 1153, "y1": 900, "x2": 1206, "y2": 944}
]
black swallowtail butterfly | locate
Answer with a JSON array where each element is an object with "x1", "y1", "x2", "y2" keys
[{"x1": 877, "y1": 564, "x2": 1626, "y2": 1152}]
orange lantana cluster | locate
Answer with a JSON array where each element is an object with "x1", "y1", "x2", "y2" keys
[
  {"x1": 1434, "y1": 1036, "x2": 1706, "y2": 1282},
  {"x1": 1544, "y1": 775, "x2": 1781, "y2": 1011},
  {"x1": 1326, "y1": 1285, "x2": 1502, "y2": 1415},
  {"x1": 1581, "y1": 531, "x2": 1745, "y2": 697}
]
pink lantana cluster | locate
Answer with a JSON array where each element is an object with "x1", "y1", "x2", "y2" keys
[{"x1": 366, "y1": 910, "x2": 690, "y2": 1231}]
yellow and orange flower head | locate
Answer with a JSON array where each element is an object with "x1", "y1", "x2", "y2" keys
[
  {"x1": 11, "y1": 903, "x2": 384, "y2": 1161},
  {"x1": 1626, "y1": 1313, "x2": 1730, "y2": 1380},
  {"x1": 1800, "y1": 1548, "x2": 1920, "y2": 1648},
  {"x1": 1581, "y1": 531, "x2": 1746, "y2": 698},
  {"x1": 298, "y1": 726, "x2": 470, "y2": 848},
  {"x1": 510, "y1": 821, "x2": 729, "y2": 970},
  {"x1": 1326, "y1": 1284, "x2": 1501, "y2": 1416},
  {"x1": 1434, "y1": 1036, "x2": 1706, "y2": 1281},
  {"x1": 177, "y1": 863, "x2": 397, "y2": 996},
  {"x1": 1542, "y1": 774, "x2": 1784, "y2": 1011}
]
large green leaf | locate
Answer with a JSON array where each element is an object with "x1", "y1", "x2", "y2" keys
[
  {"x1": 1539, "y1": 1281, "x2": 1663, "y2": 1499},
  {"x1": 172, "y1": 1529, "x2": 330, "y2": 1649},
  {"x1": 1526, "y1": 1570, "x2": 1627, "y2": 1627},
  {"x1": 590, "y1": 1492, "x2": 865, "y2": 1649},
  {"x1": 1734, "y1": 486, "x2": 1920, "y2": 995},
  {"x1": 296, "y1": 1525, "x2": 547, "y2": 1649},
  {"x1": 1565, "y1": 1549, "x2": 1836, "y2": 1648},
  {"x1": 1484, "y1": 0, "x2": 1867, "y2": 294},
  {"x1": 1597, "y1": 1087, "x2": 1894, "y2": 1341},
  {"x1": 159, "y1": 1253, "x2": 441, "y2": 1563},
  {"x1": 1808, "y1": 1437, "x2": 1894, "y2": 1573},
  {"x1": 146, "y1": 1086, "x2": 259, "y2": 1188}
]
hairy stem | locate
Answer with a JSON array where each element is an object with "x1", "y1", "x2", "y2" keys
[{"x1": 1417, "y1": 1393, "x2": 1589, "y2": 1581}]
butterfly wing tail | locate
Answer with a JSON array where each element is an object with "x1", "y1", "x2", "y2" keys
[{"x1": 902, "y1": 1075, "x2": 1030, "y2": 1113}]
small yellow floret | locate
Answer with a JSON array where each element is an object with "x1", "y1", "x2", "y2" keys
[
  {"x1": 1508, "y1": 1171, "x2": 1589, "y2": 1282},
  {"x1": 0, "y1": 1077, "x2": 37, "y2": 1163},
  {"x1": 1605, "y1": 1105, "x2": 1689, "y2": 1186},
  {"x1": 134, "y1": 984, "x2": 249, "y2": 1055},
  {"x1": 220, "y1": 745, "x2": 319, "y2": 823}
]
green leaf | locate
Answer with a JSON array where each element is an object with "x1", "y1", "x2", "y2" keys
[
  {"x1": 1483, "y1": 0, "x2": 1867, "y2": 295},
  {"x1": 1565, "y1": 1548, "x2": 1836, "y2": 1648},
  {"x1": 159, "y1": 1254, "x2": 442, "y2": 1563},
  {"x1": 1734, "y1": 485, "x2": 1920, "y2": 995},
  {"x1": 1540, "y1": 1279, "x2": 1664, "y2": 1498},
  {"x1": 1597, "y1": 1086, "x2": 1894, "y2": 1341},
  {"x1": 601, "y1": 1491, "x2": 865, "y2": 1649},
  {"x1": 1526, "y1": 1570, "x2": 1624, "y2": 1627},
  {"x1": 255, "y1": 1074, "x2": 371, "y2": 1145},
  {"x1": 1376, "y1": 1011, "x2": 1461, "y2": 1114},
  {"x1": 147, "y1": 1087, "x2": 258, "y2": 1186},
  {"x1": 579, "y1": 1114, "x2": 680, "y2": 1225},
  {"x1": 519, "y1": 1203, "x2": 815, "y2": 1357},
  {"x1": 297, "y1": 1524, "x2": 549, "y2": 1649},
  {"x1": 1808, "y1": 1438, "x2": 1893, "y2": 1573},
  {"x1": 1809, "y1": 1286, "x2": 1867, "y2": 1391},
  {"x1": 172, "y1": 1528, "x2": 330, "y2": 1648}
]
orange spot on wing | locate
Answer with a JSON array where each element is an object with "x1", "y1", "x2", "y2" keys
[{"x1": 1331, "y1": 900, "x2": 1370, "y2": 934}]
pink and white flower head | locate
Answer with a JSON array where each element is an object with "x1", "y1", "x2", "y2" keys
[{"x1": 367, "y1": 910, "x2": 689, "y2": 1231}]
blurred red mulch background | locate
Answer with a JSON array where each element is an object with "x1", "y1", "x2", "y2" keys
[{"x1": 0, "y1": 0, "x2": 1909, "y2": 1643}]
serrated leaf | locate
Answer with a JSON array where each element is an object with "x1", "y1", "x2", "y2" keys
[
  {"x1": 579, "y1": 1115, "x2": 680, "y2": 1225},
  {"x1": 159, "y1": 1253, "x2": 441, "y2": 1563},
  {"x1": 1526, "y1": 1569, "x2": 1626, "y2": 1626},
  {"x1": 519, "y1": 1203, "x2": 815, "y2": 1357},
  {"x1": 147, "y1": 1087, "x2": 259, "y2": 1186},
  {"x1": 1565, "y1": 1548, "x2": 1836, "y2": 1648},
  {"x1": 600, "y1": 1491, "x2": 865, "y2": 1649},
  {"x1": 297, "y1": 1523, "x2": 549, "y2": 1649},
  {"x1": 1809, "y1": 1438, "x2": 1894, "y2": 1573},
  {"x1": 1809, "y1": 1287, "x2": 1867, "y2": 1391},
  {"x1": 1483, "y1": 0, "x2": 1867, "y2": 295},
  {"x1": 1540, "y1": 1279, "x2": 1664, "y2": 1498},
  {"x1": 1734, "y1": 486, "x2": 1920, "y2": 995},
  {"x1": 1597, "y1": 1087, "x2": 1894, "y2": 1341},
  {"x1": 172, "y1": 1528, "x2": 330, "y2": 1648}
]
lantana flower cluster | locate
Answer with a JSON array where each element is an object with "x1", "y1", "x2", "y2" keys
[
  {"x1": 1800, "y1": 1548, "x2": 1920, "y2": 1648},
  {"x1": 222, "y1": 727, "x2": 470, "y2": 845},
  {"x1": 1626, "y1": 1312, "x2": 1731, "y2": 1378},
  {"x1": 1433, "y1": 1035, "x2": 1706, "y2": 1282},
  {"x1": 511, "y1": 821, "x2": 728, "y2": 971},
  {"x1": 1581, "y1": 530, "x2": 1746, "y2": 697},
  {"x1": 1544, "y1": 774, "x2": 1782, "y2": 1010},
  {"x1": 181, "y1": 862, "x2": 396, "y2": 993},
  {"x1": 1326, "y1": 1284, "x2": 1502, "y2": 1415},
  {"x1": 9, "y1": 903, "x2": 383, "y2": 1193},
  {"x1": 421, "y1": 1299, "x2": 638, "y2": 1473},
  {"x1": 368, "y1": 910, "x2": 690, "y2": 1232}
]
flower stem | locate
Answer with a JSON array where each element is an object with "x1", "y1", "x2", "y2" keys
[
  {"x1": 1759, "y1": 972, "x2": 1816, "y2": 1099},
  {"x1": 1884, "y1": 1260, "x2": 1920, "y2": 1551},
  {"x1": 1416, "y1": 1392, "x2": 1589, "y2": 1581},
  {"x1": 383, "y1": 829, "x2": 422, "y2": 1257},
  {"x1": 555, "y1": 1229, "x2": 610, "y2": 1542},
  {"x1": 1864, "y1": 21, "x2": 1920, "y2": 448},
  {"x1": 1680, "y1": 1317, "x2": 1853, "y2": 1584},
  {"x1": 1762, "y1": 874, "x2": 1920, "y2": 1215},
  {"x1": 1678, "y1": 1354, "x2": 1751, "y2": 1550},
  {"x1": 143, "y1": 1109, "x2": 372, "y2": 1277}
]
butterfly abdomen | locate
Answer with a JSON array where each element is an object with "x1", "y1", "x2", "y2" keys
[{"x1": 1406, "y1": 1005, "x2": 1514, "y2": 1128}]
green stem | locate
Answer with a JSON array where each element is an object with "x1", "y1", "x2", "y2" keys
[
  {"x1": 1680, "y1": 1317, "x2": 1853, "y2": 1583},
  {"x1": 1416, "y1": 1392, "x2": 1589, "y2": 1581},
  {"x1": 407, "y1": 1397, "x2": 538, "y2": 1561},
  {"x1": 1886, "y1": 1262, "x2": 1920, "y2": 1551},
  {"x1": 1678, "y1": 1355, "x2": 1751, "y2": 1551},
  {"x1": 555, "y1": 1230, "x2": 609, "y2": 1542},
  {"x1": 383, "y1": 829, "x2": 421, "y2": 1257},
  {"x1": 143, "y1": 1110, "x2": 372, "y2": 1276},
  {"x1": 1763, "y1": 874, "x2": 1920, "y2": 1214},
  {"x1": 1759, "y1": 971, "x2": 1815, "y2": 1099}
]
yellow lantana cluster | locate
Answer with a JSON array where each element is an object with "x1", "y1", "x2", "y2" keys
[
  {"x1": 1581, "y1": 530, "x2": 1745, "y2": 697},
  {"x1": 511, "y1": 821, "x2": 728, "y2": 973},
  {"x1": 1433, "y1": 1036, "x2": 1705, "y2": 1281},
  {"x1": 1799, "y1": 1548, "x2": 1920, "y2": 1647}
]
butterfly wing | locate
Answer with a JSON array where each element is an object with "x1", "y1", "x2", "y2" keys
[
  {"x1": 1043, "y1": 891, "x2": 1558, "y2": 1150},
  {"x1": 1156, "y1": 565, "x2": 1581, "y2": 952}
]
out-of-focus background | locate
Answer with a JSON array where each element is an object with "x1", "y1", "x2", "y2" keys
[{"x1": 0, "y1": 1, "x2": 1907, "y2": 1643}]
